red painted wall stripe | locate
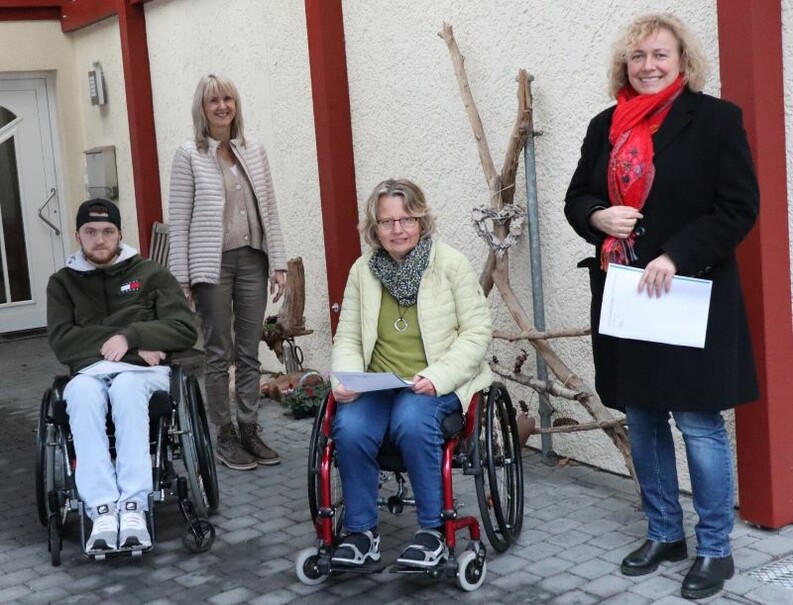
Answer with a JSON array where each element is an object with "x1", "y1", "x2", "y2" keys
[
  {"x1": 305, "y1": 0, "x2": 360, "y2": 333},
  {"x1": 718, "y1": 0, "x2": 793, "y2": 528},
  {"x1": 0, "y1": 7, "x2": 59, "y2": 20},
  {"x1": 117, "y1": 1, "x2": 161, "y2": 254}
]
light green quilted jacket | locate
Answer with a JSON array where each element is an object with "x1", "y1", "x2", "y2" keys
[{"x1": 332, "y1": 238, "x2": 492, "y2": 410}]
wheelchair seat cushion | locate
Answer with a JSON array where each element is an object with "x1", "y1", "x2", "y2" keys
[{"x1": 51, "y1": 389, "x2": 172, "y2": 426}]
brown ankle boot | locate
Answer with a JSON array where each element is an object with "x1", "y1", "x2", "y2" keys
[
  {"x1": 238, "y1": 422, "x2": 281, "y2": 466},
  {"x1": 216, "y1": 423, "x2": 257, "y2": 470}
]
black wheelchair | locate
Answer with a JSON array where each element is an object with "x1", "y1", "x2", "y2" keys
[
  {"x1": 296, "y1": 382, "x2": 524, "y2": 591},
  {"x1": 35, "y1": 365, "x2": 219, "y2": 566}
]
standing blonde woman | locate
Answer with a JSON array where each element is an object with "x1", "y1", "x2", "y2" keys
[
  {"x1": 565, "y1": 14, "x2": 758, "y2": 600},
  {"x1": 169, "y1": 74, "x2": 288, "y2": 471}
]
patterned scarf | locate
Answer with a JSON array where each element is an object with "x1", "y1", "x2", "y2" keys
[
  {"x1": 601, "y1": 74, "x2": 685, "y2": 269},
  {"x1": 368, "y1": 237, "x2": 432, "y2": 306}
]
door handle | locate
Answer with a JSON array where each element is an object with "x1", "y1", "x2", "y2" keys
[{"x1": 37, "y1": 187, "x2": 61, "y2": 235}]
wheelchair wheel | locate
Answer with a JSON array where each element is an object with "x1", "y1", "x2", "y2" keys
[
  {"x1": 173, "y1": 367, "x2": 213, "y2": 519},
  {"x1": 474, "y1": 383, "x2": 523, "y2": 552},
  {"x1": 307, "y1": 395, "x2": 344, "y2": 537},
  {"x1": 186, "y1": 375, "x2": 220, "y2": 513},
  {"x1": 35, "y1": 388, "x2": 53, "y2": 527},
  {"x1": 295, "y1": 547, "x2": 328, "y2": 585},
  {"x1": 182, "y1": 517, "x2": 216, "y2": 553},
  {"x1": 36, "y1": 388, "x2": 67, "y2": 529},
  {"x1": 457, "y1": 549, "x2": 486, "y2": 591},
  {"x1": 48, "y1": 515, "x2": 62, "y2": 567}
]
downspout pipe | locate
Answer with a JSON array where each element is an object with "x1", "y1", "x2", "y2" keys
[{"x1": 522, "y1": 80, "x2": 555, "y2": 463}]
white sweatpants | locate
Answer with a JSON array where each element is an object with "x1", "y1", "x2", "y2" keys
[{"x1": 64, "y1": 367, "x2": 170, "y2": 515}]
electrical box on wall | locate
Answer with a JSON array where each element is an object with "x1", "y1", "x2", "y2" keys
[{"x1": 84, "y1": 146, "x2": 119, "y2": 200}]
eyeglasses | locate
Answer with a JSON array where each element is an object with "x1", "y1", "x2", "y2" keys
[{"x1": 376, "y1": 216, "x2": 421, "y2": 231}]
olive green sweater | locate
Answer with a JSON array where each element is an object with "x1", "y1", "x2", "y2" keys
[{"x1": 47, "y1": 244, "x2": 198, "y2": 372}]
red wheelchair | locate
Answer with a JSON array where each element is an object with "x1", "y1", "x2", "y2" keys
[{"x1": 295, "y1": 382, "x2": 524, "y2": 591}]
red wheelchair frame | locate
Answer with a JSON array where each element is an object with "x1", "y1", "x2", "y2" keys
[{"x1": 297, "y1": 381, "x2": 523, "y2": 591}]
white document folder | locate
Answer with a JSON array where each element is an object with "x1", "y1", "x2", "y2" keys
[{"x1": 598, "y1": 264, "x2": 713, "y2": 348}]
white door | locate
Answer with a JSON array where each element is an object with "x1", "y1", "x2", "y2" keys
[{"x1": 0, "y1": 76, "x2": 64, "y2": 333}]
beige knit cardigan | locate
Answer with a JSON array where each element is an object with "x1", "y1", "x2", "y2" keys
[{"x1": 168, "y1": 136, "x2": 287, "y2": 285}]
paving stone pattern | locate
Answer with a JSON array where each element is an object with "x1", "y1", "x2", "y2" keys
[{"x1": 2, "y1": 337, "x2": 792, "y2": 604}]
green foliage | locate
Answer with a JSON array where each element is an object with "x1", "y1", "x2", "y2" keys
[{"x1": 281, "y1": 380, "x2": 331, "y2": 419}]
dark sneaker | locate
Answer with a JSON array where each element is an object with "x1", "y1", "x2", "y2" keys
[
  {"x1": 217, "y1": 423, "x2": 257, "y2": 470},
  {"x1": 86, "y1": 503, "x2": 118, "y2": 553},
  {"x1": 239, "y1": 422, "x2": 281, "y2": 465},
  {"x1": 331, "y1": 530, "x2": 381, "y2": 566},
  {"x1": 397, "y1": 528, "x2": 448, "y2": 568}
]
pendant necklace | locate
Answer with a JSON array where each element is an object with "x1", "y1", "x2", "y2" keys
[{"x1": 394, "y1": 304, "x2": 409, "y2": 333}]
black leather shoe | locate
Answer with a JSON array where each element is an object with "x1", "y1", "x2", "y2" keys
[
  {"x1": 681, "y1": 555, "x2": 735, "y2": 600},
  {"x1": 621, "y1": 539, "x2": 688, "y2": 576}
]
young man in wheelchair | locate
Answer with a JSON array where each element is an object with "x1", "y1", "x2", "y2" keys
[
  {"x1": 330, "y1": 179, "x2": 492, "y2": 568},
  {"x1": 46, "y1": 199, "x2": 197, "y2": 554}
]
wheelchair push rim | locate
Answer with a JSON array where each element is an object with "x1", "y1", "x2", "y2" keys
[
  {"x1": 307, "y1": 394, "x2": 344, "y2": 539},
  {"x1": 173, "y1": 367, "x2": 217, "y2": 519},
  {"x1": 473, "y1": 382, "x2": 524, "y2": 552}
]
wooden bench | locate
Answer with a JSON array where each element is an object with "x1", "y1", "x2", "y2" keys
[
  {"x1": 148, "y1": 221, "x2": 204, "y2": 374},
  {"x1": 149, "y1": 221, "x2": 170, "y2": 267}
]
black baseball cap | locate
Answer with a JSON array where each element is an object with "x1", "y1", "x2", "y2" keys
[{"x1": 76, "y1": 198, "x2": 121, "y2": 230}]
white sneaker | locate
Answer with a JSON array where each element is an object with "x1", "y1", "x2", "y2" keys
[
  {"x1": 86, "y1": 503, "x2": 118, "y2": 553},
  {"x1": 118, "y1": 501, "x2": 151, "y2": 549}
]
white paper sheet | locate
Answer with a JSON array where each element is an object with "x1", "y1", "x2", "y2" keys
[
  {"x1": 599, "y1": 264, "x2": 713, "y2": 348},
  {"x1": 79, "y1": 360, "x2": 168, "y2": 375},
  {"x1": 331, "y1": 371, "x2": 412, "y2": 392}
]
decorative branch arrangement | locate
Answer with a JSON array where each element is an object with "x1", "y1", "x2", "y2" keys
[{"x1": 439, "y1": 23, "x2": 638, "y2": 494}]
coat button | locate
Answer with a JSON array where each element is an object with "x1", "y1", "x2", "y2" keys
[{"x1": 634, "y1": 226, "x2": 646, "y2": 237}]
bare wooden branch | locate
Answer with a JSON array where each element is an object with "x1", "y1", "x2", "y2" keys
[
  {"x1": 441, "y1": 22, "x2": 639, "y2": 498},
  {"x1": 439, "y1": 22, "x2": 500, "y2": 196},
  {"x1": 534, "y1": 418, "x2": 628, "y2": 434},
  {"x1": 500, "y1": 69, "x2": 532, "y2": 206},
  {"x1": 493, "y1": 327, "x2": 591, "y2": 342},
  {"x1": 491, "y1": 362, "x2": 584, "y2": 401},
  {"x1": 261, "y1": 257, "x2": 313, "y2": 362}
]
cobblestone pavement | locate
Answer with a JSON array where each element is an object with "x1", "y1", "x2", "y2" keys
[{"x1": 2, "y1": 336, "x2": 793, "y2": 604}]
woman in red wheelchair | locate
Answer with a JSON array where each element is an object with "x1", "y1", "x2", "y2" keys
[{"x1": 330, "y1": 178, "x2": 492, "y2": 568}]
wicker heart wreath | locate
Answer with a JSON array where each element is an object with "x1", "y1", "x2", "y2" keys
[{"x1": 471, "y1": 204, "x2": 526, "y2": 258}]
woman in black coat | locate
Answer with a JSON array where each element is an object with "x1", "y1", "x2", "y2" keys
[{"x1": 565, "y1": 13, "x2": 758, "y2": 601}]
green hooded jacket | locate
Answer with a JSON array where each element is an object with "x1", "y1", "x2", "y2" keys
[{"x1": 47, "y1": 243, "x2": 198, "y2": 372}]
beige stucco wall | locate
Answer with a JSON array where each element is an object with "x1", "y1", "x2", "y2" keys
[
  {"x1": 145, "y1": 0, "x2": 325, "y2": 371},
  {"x1": 784, "y1": 0, "x2": 793, "y2": 308},
  {"x1": 341, "y1": 0, "x2": 719, "y2": 481},
  {"x1": 0, "y1": 19, "x2": 83, "y2": 256},
  {"x1": 5, "y1": 1, "x2": 767, "y2": 485},
  {"x1": 70, "y1": 17, "x2": 139, "y2": 250}
]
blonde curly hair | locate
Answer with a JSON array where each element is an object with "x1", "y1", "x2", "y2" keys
[
  {"x1": 359, "y1": 179, "x2": 436, "y2": 250},
  {"x1": 607, "y1": 13, "x2": 708, "y2": 98}
]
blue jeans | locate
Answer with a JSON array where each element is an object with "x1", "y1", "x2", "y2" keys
[
  {"x1": 626, "y1": 407, "x2": 734, "y2": 558},
  {"x1": 333, "y1": 388, "x2": 462, "y2": 533},
  {"x1": 64, "y1": 367, "x2": 170, "y2": 515}
]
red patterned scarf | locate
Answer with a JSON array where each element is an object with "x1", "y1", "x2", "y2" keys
[{"x1": 601, "y1": 74, "x2": 685, "y2": 269}]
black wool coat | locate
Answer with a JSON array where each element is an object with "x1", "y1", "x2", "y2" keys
[{"x1": 565, "y1": 88, "x2": 759, "y2": 413}]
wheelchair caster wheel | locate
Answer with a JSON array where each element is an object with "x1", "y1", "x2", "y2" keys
[
  {"x1": 48, "y1": 516, "x2": 62, "y2": 567},
  {"x1": 296, "y1": 547, "x2": 328, "y2": 585},
  {"x1": 387, "y1": 495, "x2": 404, "y2": 515},
  {"x1": 457, "y1": 550, "x2": 486, "y2": 591},
  {"x1": 182, "y1": 518, "x2": 215, "y2": 553}
]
